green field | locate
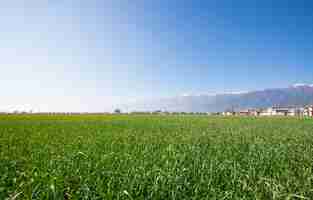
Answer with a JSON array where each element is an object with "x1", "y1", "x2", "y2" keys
[{"x1": 1, "y1": 115, "x2": 313, "y2": 199}]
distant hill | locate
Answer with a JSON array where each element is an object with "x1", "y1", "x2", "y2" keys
[{"x1": 128, "y1": 84, "x2": 313, "y2": 112}]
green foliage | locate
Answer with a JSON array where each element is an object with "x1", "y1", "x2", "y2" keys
[{"x1": 0, "y1": 115, "x2": 313, "y2": 199}]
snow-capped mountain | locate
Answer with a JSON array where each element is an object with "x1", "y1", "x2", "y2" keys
[{"x1": 128, "y1": 84, "x2": 313, "y2": 112}]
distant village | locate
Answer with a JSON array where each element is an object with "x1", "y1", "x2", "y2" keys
[
  {"x1": 1, "y1": 105, "x2": 313, "y2": 117},
  {"x1": 128, "y1": 105, "x2": 313, "y2": 117},
  {"x1": 220, "y1": 105, "x2": 313, "y2": 117}
]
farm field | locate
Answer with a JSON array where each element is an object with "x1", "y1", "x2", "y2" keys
[{"x1": 1, "y1": 115, "x2": 313, "y2": 199}]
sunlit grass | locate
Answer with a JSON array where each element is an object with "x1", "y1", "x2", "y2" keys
[{"x1": 1, "y1": 115, "x2": 313, "y2": 199}]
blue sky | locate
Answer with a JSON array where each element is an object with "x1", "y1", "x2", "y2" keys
[{"x1": 1, "y1": 0, "x2": 313, "y2": 112}]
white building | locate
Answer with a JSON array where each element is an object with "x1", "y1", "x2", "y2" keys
[
  {"x1": 259, "y1": 107, "x2": 298, "y2": 116},
  {"x1": 222, "y1": 111, "x2": 233, "y2": 116},
  {"x1": 259, "y1": 107, "x2": 276, "y2": 116},
  {"x1": 304, "y1": 106, "x2": 313, "y2": 117}
]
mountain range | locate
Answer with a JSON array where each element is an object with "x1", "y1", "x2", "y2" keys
[{"x1": 128, "y1": 84, "x2": 313, "y2": 112}]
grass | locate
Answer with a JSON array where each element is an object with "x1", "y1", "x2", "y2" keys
[{"x1": 0, "y1": 114, "x2": 313, "y2": 199}]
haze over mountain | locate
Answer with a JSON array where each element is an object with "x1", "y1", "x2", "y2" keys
[{"x1": 127, "y1": 84, "x2": 313, "y2": 112}]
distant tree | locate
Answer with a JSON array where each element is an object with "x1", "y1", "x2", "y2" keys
[{"x1": 114, "y1": 109, "x2": 121, "y2": 114}]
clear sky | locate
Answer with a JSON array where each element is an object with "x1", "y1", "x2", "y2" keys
[{"x1": 1, "y1": 0, "x2": 313, "y2": 112}]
